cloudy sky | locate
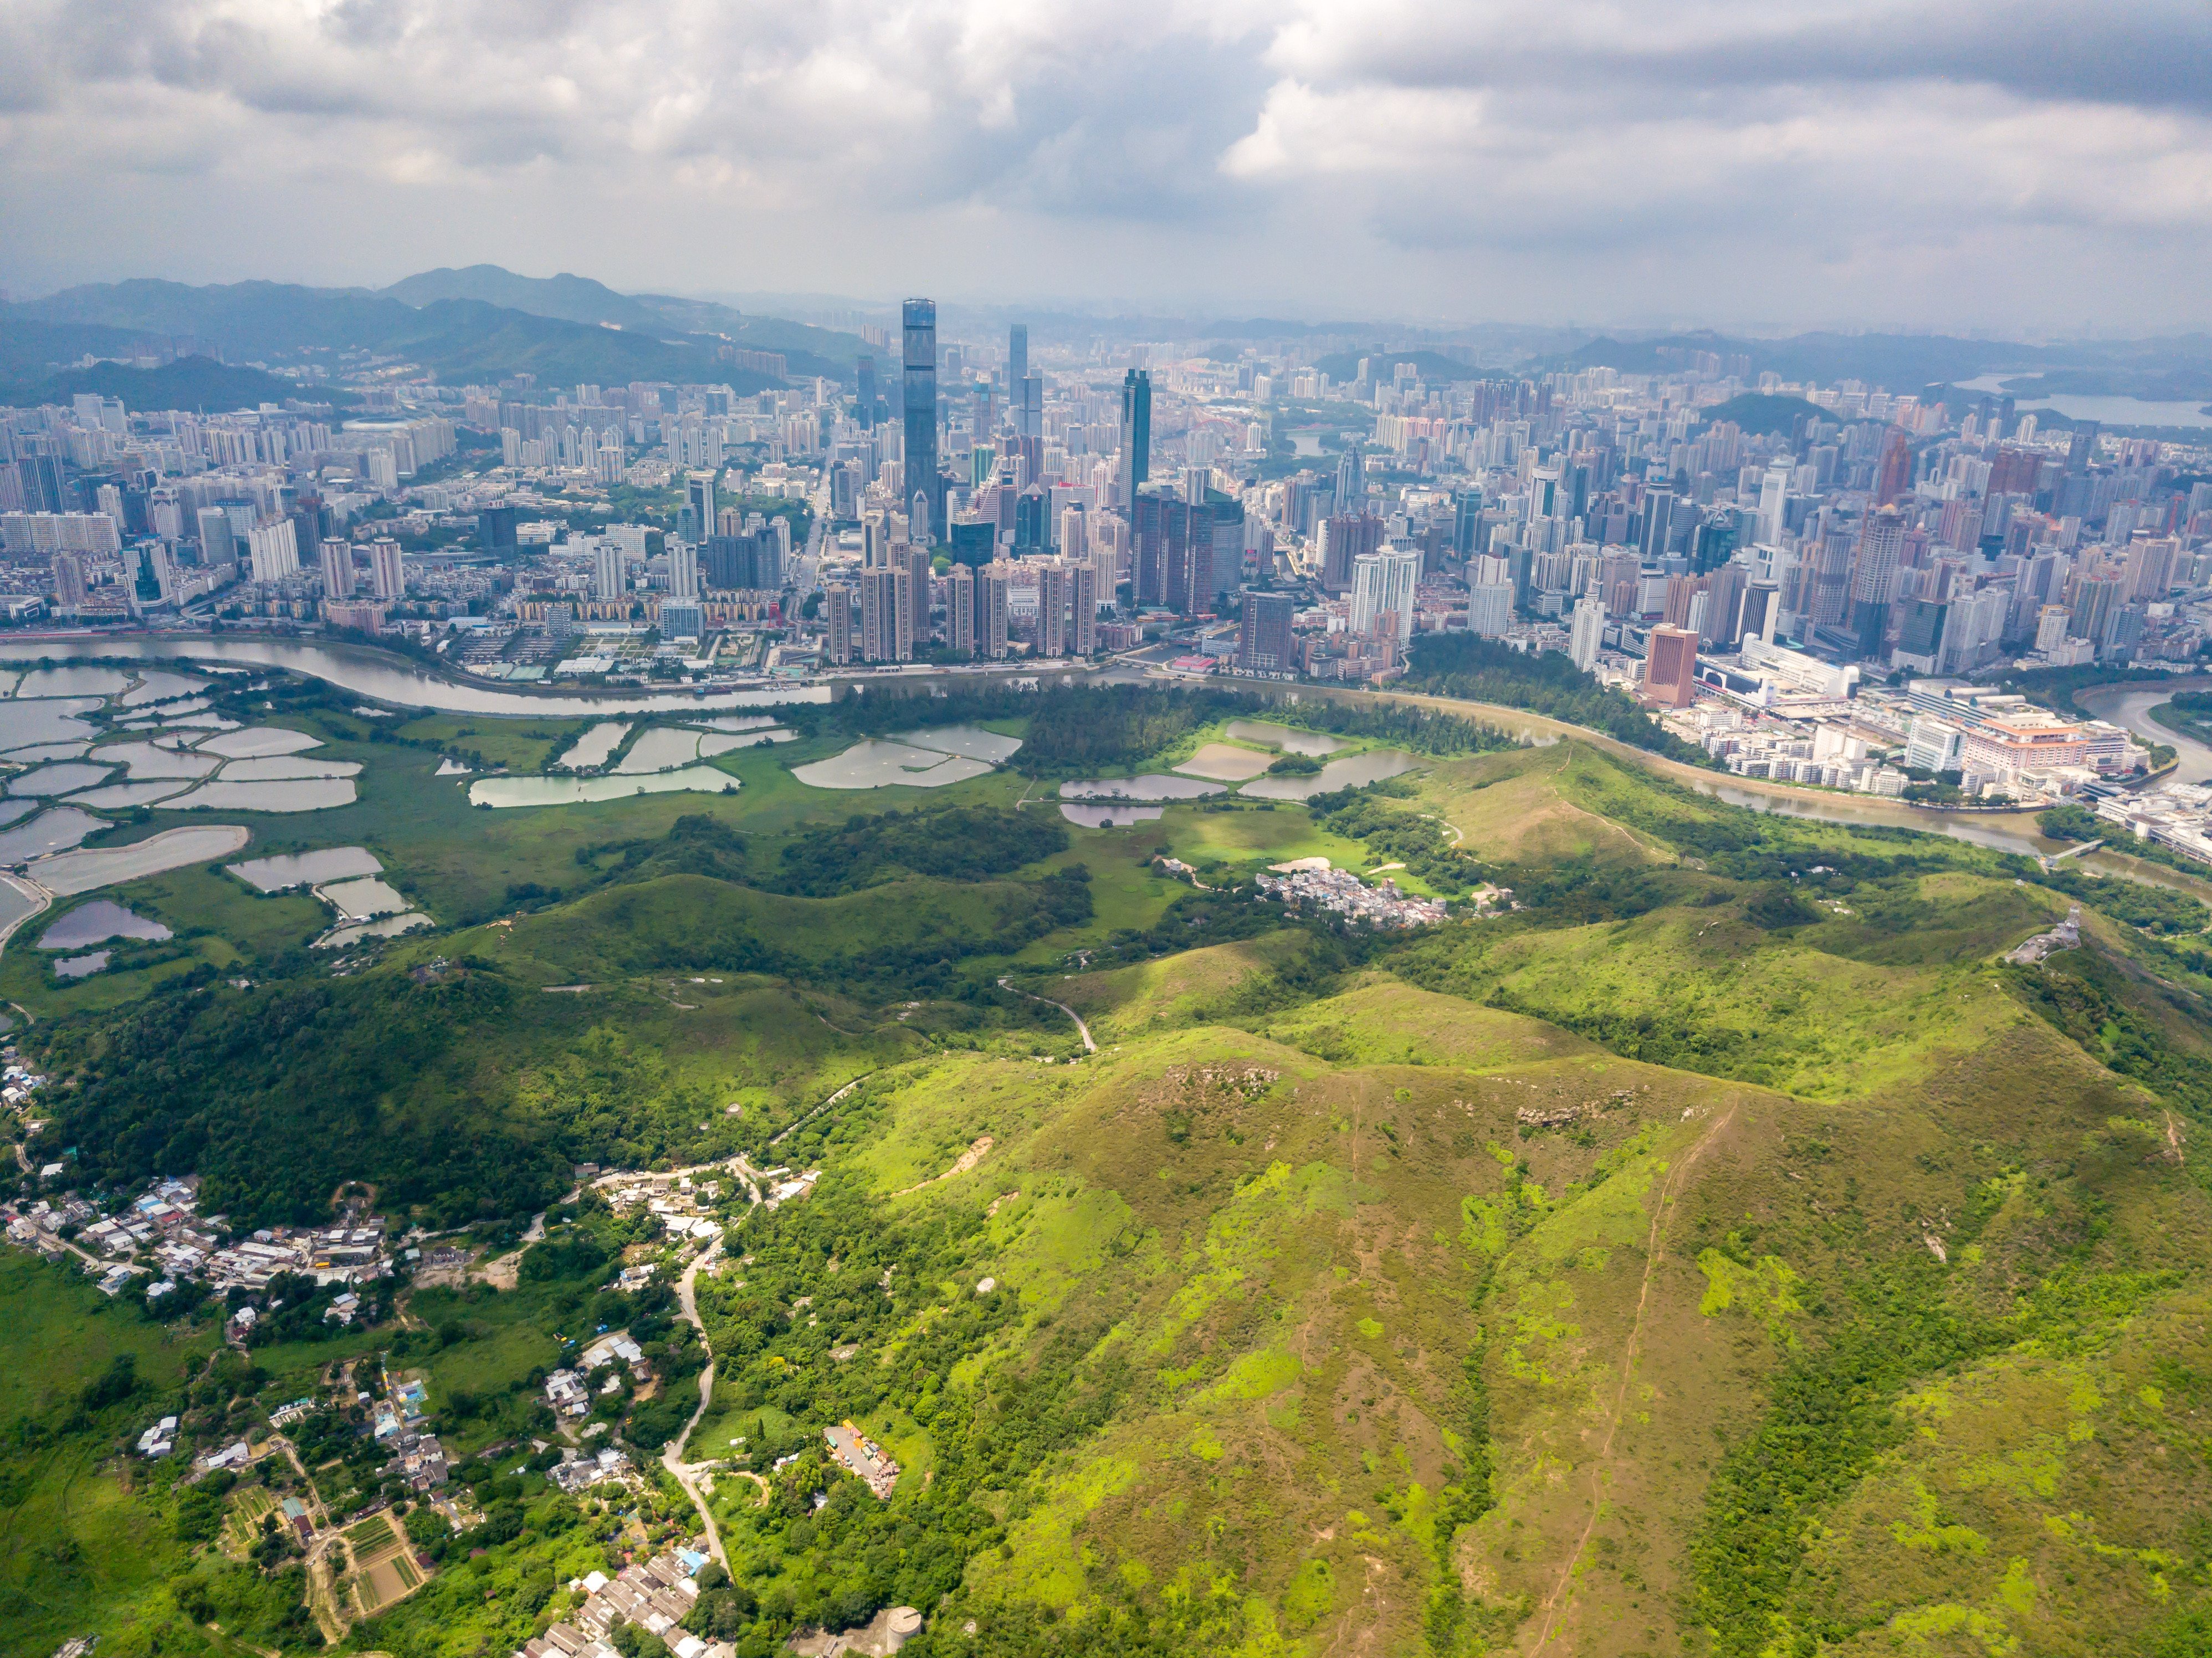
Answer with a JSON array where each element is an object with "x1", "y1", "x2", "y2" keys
[{"x1": 2, "y1": 0, "x2": 2208, "y2": 332}]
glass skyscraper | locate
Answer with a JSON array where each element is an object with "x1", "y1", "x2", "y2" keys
[
  {"x1": 903, "y1": 298, "x2": 940, "y2": 540},
  {"x1": 1119, "y1": 369, "x2": 1151, "y2": 513}
]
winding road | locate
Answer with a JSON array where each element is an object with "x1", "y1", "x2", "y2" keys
[
  {"x1": 660, "y1": 1236, "x2": 730, "y2": 1570},
  {"x1": 996, "y1": 976, "x2": 1097, "y2": 1053}
]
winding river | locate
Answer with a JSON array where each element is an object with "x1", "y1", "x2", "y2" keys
[{"x1": 2076, "y1": 679, "x2": 2212, "y2": 785}]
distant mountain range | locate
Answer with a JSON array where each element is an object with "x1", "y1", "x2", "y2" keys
[{"x1": 0, "y1": 266, "x2": 878, "y2": 410}]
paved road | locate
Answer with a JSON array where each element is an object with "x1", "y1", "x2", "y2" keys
[
  {"x1": 660, "y1": 1237, "x2": 729, "y2": 1570},
  {"x1": 997, "y1": 976, "x2": 1097, "y2": 1052}
]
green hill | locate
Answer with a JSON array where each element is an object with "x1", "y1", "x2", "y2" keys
[
  {"x1": 1, "y1": 354, "x2": 354, "y2": 412},
  {"x1": 1698, "y1": 390, "x2": 1832, "y2": 435},
  {"x1": 9, "y1": 702, "x2": 2212, "y2": 1658}
]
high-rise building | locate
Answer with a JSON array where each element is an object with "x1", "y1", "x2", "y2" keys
[
  {"x1": 861, "y1": 564, "x2": 913, "y2": 662},
  {"x1": 1349, "y1": 547, "x2": 1422, "y2": 643},
  {"x1": 1039, "y1": 560, "x2": 1072, "y2": 657},
  {"x1": 1335, "y1": 444, "x2": 1365, "y2": 517},
  {"x1": 825, "y1": 583, "x2": 857, "y2": 664},
  {"x1": 1238, "y1": 589, "x2": 1296, "y2": 673},
  {"x1": 685, "y1": 474, "x2": 716, "y2": 545},
  {"x1": 594, "y1": 541, "x2": 626, "y2": 604},
  {"x1": 318, "y1": 537, "x2": 355, "y2": 598},
  {"x1": 1643, "y1": 624, "x2": 1699, "y2": 708},
  {"x1": 50, "y1": 550, "x2": 86, "y2": 612},
  {"x1": 945, "y1": 563, "x2": 976, "y2": 656},
  {"x1": 1569, "y1": 596, "x2": 1606, "y2": 671},
  {"x1": 976, "y1": 562, "x2": 1011, "y2": 659},
  {"x1": 478, "y1": 504, "x2": 518, "y2": 556},
  {"x1": 368, "y1": 538, "x2": 405, "y2": 601},
  {"x1": 668, "y1": 539, "x2": 699, "y2": 601},
  {"x1": 1118, "y1": 370, "x2": 1151, "y2": 513},
  {"x1": 1319, "y1": 513, "x2": 1383, "y2": 593},
  {"x1": 197, "y1": 506, "x2": 236, "y2": 568},
  {"x1": 1873, "y1": 426, "x2": 1914, "y2": 507},
  {"x1": 1755, "y1": 460, "x2": 1791, "y2": 546},
  {"x1": 1008, "y1": 323, "x2": 1027, "y2": 393},
  {"x1": 855, "y1": 355, "x2": 877, "y2": 430},
  {"x1": 1068, "y1": 559, "x2": 1098, "y2": 656},
  {"x1": 1849, "y1": 505, "x2": 1906, "y2": 657},
  {"x1": 903, "y1": 298, "x2": 941, "y2": 535},
  {"x1": 248, "y1": 519, "x2": 300, "y2": 584},
  {"x1": 903, "y1": 543, "x2": 933, "y2": 646}
]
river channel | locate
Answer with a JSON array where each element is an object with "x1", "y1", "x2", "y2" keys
[{"x1": 0, "y1": 635, "x2": 827, "y2": 718}]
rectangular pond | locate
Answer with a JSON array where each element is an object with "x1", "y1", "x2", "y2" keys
[
  {"x1": 229, "y1": 847, "x2": 383, "y2": 892},
  {"x1": 40, "y1": 900, "x2": 172, "y2": 950},
  {"x1": 468, "y1": 766, "x2": 739, "y2": 807},
  {"x1": 35, "y1": 826, "x2": 253, "y2": 895}
]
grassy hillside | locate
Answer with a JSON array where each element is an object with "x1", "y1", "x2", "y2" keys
[{"x1": 11, "y1": 709, "x2": 2212, "y2": 1658}]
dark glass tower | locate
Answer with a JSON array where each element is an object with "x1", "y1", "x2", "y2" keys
[
  {"x1": 1118, "y1": 369, "x2": 1151, "y2": 513},
  {"x1": 903, "y1": 299, "x2": 941, "y2": 540},
  {"x1": 856, "y1": 354, "x2": 876, "y2": 430}
]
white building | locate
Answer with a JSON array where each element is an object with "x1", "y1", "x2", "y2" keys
[
  {"x1": 248, "y1": 519, "x2": 300, "y2": 584},
  {"x1": 1467, "y1": 582, "x2": 1514, "y2": 638},
  {"x1": 1349, "y1": 547, "x2": 1422, "y2": 643},
  {"x1": 1569, "y1": 596, "x2": 1606, "y2": 671}
]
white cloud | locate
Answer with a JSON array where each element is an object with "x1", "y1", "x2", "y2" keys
[{"x1": 0, "y1": 0, "x2": 2207, "y2": 330}]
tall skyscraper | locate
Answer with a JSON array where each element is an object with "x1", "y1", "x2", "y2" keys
[
  {"x1": 976, "y1": 562, "x2": 1011, "y2": 659},
  {"x1": 478, "y1": 503, "x2": 518, "y2": 557},
  {"x1": 593, "y1": 541, "x2": 625, "y2": 603},
  {"x1": 945, "y1": 563, "x2": 976, "y2": 656},
  {"x1": 1008, "y1": 323, "x2": 1027, "y2": 393},
  {"x1": 903, "y1": 299, "x2": 941, "y2": 536},
  {"x1": 1349, "y1": 547, "x2": 1421, "y2": 643},
  {"x1": 319, "y1": 537, "x2": 355, "y2": 599},
  {"x1": 1335, "y1": 444, "x2": 1365, "y2": 517},
  {"x1": 1755, "y1": 460, "x2": 1791, "y2": 545},
  {"x1": 1040, "y1": 560, "x2": 1071, "y2": 657},
  {"x1": 903, "y1": 543, "x2": 933, "y2": 646},
  {"x1": 1643, "y1": 625, "x2": 1699, "y2": 707},
  {"x1": 686, "y1": 474, "x2": 716, "y2": 545},
  {"x1": 197, "y1": 506, "x2": 236, "y2": 568},
  {"x1": 668, "y1": 539, "x2": 699, "y2": 601},
  {"x1": 825, "y1": 583, "x2": 857, "y2": 664},
  {"x1": 1068, "y1": 559, "x2": 1098, "y2": 655},
  {"x1": 855, "y1": 355, "x2": 877, "y2": 430},
  {"x1": 1873, "y1": 426, "x2": 1914, "y2": 507},
  {"x1": 861, "y1": 564, "x2": 913, "y2": 662},
  {"x1": 1118, "y1": 370, "x2": 1151, "y2": 513},
  {"x1": 368, "y1": 538, "x2": 405, "y2": 601},
  {"x1": 1569, "y1": 596, "x2": 1606, "y2": 671},
  {"x1": 1849, "y1": 504, "x2": 1906, "y2": 656},
  {"x1": 1238, "y1": 589, "x2": 1296, "y2": 673}
]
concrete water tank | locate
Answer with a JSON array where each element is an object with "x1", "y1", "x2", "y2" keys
[{"x1": 886, "y1": 1607, "x2": 923, "y2": 1651}]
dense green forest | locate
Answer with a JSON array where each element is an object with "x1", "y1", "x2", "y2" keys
[{"x1": 1399, "y1": 633, "x2": 1717, "y2": 763}]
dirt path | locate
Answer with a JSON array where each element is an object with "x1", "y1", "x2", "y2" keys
[
  {"x1": 1525, "y1": 1102, "x2": 1739, "y2": 1657},
  {"x1": 996, "y1": 976, "x2": 1097, "y2": 1053}
]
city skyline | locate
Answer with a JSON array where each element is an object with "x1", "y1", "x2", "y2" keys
[{"x1": 3, "y1": 2, "x2": 2211, "y2": 333}]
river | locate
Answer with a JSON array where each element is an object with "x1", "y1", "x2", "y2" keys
[
  {"x1": 2076, "y1": 680, "x2": 2212, "y2": 785},
  {"x1": 0, "y1": 635, "x2": 828, "y2": 719}
]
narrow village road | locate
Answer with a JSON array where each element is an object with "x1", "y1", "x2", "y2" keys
[
  {"x1": 997, "y1": 976, "x2": 1097, "y2": 1053},
  {"x1": 659, "y1": 1239, "x2": 729, "y2": 1570}
]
